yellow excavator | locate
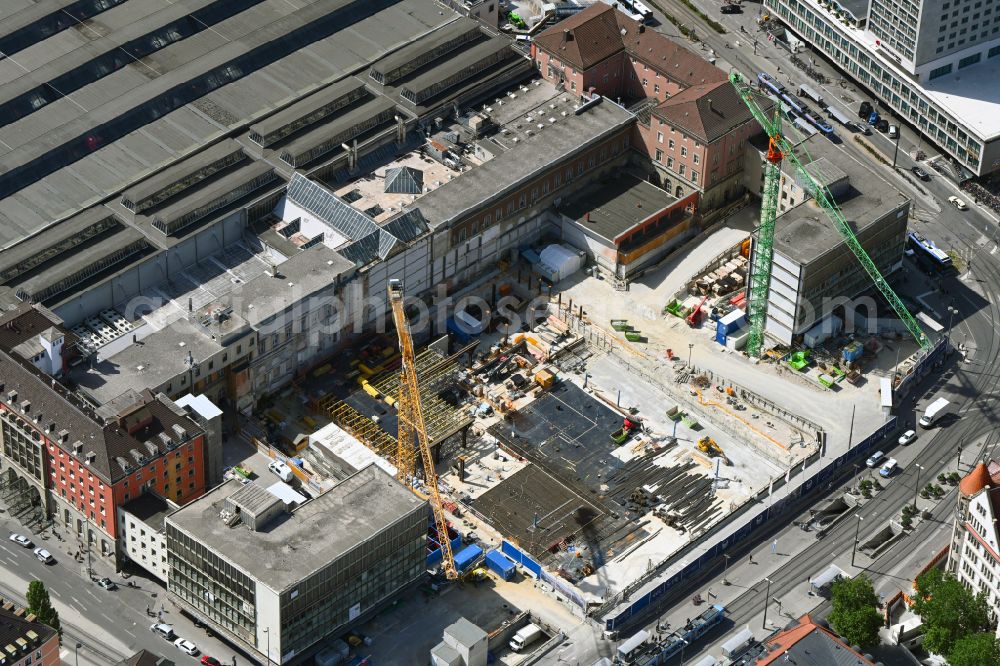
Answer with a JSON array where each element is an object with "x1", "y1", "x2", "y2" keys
[{"x1": 697, "y1": 436, "x2": 732, "y2": 466}]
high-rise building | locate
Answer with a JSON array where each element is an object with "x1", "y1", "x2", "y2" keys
[
  {"x1": 867, "y1": 0, "x2": 1000, "y2": 76},
  {"x1": 765, "y1": 0, "x2": 1000, "y2": 176}
]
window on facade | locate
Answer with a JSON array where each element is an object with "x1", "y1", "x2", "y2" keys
[
  {"x1": 657, "y1": 132, "x2": 663, "y2": 143},
  {"x1": 654, "y1": 84, "x2": 660, "y2": 94},
  {"x1": 667, "y1": 157, "x2": 674, "y2": 169},
  {"x1": 693, "y1": 154, "x2": 700, "y2": 165},
  {"x1": 655, "y1": 149, "x2": 664, "y2": 162},
  {"x1": 692, "y1": 171, "x2": 699, "y2": 183},
  {"x1": 679, "y1": 165, "x2": 686, "y2": 176},
  {"x1": 681, "y1": 147, "x2": 688, "y2": 157},
  {"x1": 668, "y1": 139, "x2": 675, "y2": 149}
]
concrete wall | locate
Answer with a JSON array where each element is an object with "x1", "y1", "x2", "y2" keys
[{"x1": 53, "y1": 210, "x2": 248, "y2": 327}]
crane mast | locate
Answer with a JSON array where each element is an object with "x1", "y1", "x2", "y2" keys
[
  {"x1": 729, "y1": 72, "x2": 928, "y2": 355},
  {"x1": 387, "y1": 279, "x2": 458, "y2": 580}
]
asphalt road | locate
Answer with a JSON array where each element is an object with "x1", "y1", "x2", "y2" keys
[{"x1": 0, "y1": 513, "x2": 238, "y2": 665}]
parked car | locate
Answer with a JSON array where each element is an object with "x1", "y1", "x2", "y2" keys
[
  {"x1": 911, "y1": 166, "x2": 930, "y2": 181},
  {"x1": 948, "y1": 196, "x2": 968, "y2": 210},
  {"x1": 200, "y1": 657, "x2": 222, "y2": 666},
  {"x1": 150, "y1": 623, "x2": 176, "y2": 641},
  {"x1": 720, "y1": 4, "x2": 741, "y2": 12},
  {"x1": 97, "y1": 577, "x2": 117, "y2": 591},
  {"x1": 879, "y1": 458, "x2": 899, "y2": 478},
  {"x1": 9, "y1": 533, "x2": 32, "y2": 548},
  {"x1": 866, "y1": 451, "x2": 886, "y2": 468},
  {"x1": 33, "y1": 548, "x2": 54, "y2": 564},
  {"x1": 898, "y1": 430, "x2": 917, "y2": 446},
  {"x1": 175, "y1": 638, "x2": 199, "y2": 657}
]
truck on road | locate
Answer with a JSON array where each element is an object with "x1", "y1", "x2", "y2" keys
[{"x1": 919, "y1": 397, "x2": 956, "y2": 428}]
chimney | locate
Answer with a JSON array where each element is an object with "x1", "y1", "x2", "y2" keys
[
  {"x1": 20, "y1": 400, "x2": 30, "y2": 414},
  {"x1": 85, "y1": 451, "x2": 96, "y2": 465},
  {"x1": 562, "y1": 29, "x2": 573, "y2": 43},
  {"x1": 72, "y1": 441, "x2": 83, "y2": 455}
]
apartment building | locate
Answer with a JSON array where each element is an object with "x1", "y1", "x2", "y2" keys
[
  {"x1": 0, "y1": 324, "x2": 207, "y2": 564},
  {"x1": 0, "y1": 599, "x2": 60, "y2": 666},
  {"x1": 948, "y1": 461, "x2": 1000, "y2": 623}
]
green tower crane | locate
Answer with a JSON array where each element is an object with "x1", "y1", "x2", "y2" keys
[{"x1": 729, "y1": 72, "x2": 928, "y2": 356}]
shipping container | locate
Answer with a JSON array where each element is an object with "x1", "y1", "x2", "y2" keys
[
  {"x1": 453, "y1": 544, "x2": 483, "y2": 572},
  {"x1": 484, "y1": 550, "x2": 516, "y2": 580}
]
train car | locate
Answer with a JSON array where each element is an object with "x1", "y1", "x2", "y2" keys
[
  {"x1": 780, "y1": 93, "x2": 805, "y2": 116},
  {"x1": 757, "y1": 72, "x2": 786, "y2": 96},
  {"x1": 804, "y1": 113, "x2": 834, "y2": 135}
]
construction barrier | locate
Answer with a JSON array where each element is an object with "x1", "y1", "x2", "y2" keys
[
  {"x1": 502, "y1": 540, "x2": 542, "y2": 578},
  {"x1": 540, "y1": 568, "x2": 587, "y2": 610},
  {"x1": 601, "y1": 416, "x2": 899, "y2": 632}
]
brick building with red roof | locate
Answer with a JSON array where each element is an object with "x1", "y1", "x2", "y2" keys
[{"x1": 531, "y1": 2, "x2": 762, "y2": 209}]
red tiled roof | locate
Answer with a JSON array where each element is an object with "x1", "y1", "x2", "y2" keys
[
  {"x1": 960, "y1": 463, "x2": 991, "y2": 496},
  {"x1": 534, "y1": 3, "x2": 726, "y2": 88},
  {"x1": 534, "y1": 3, "x2": 628, "y2": 70},
  {"x1": 622, "y1": 27, "x2": 727, "y2": 89},
  {"x1": 652, "y1": 79, "x2": 756, "y2": 142},
  {"x1": 757, "y1": 614, "x2": 874, "y2": 665}
]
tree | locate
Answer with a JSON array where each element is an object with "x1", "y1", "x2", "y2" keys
[
  {"x1": 911, "y1": 568, "x2": 991, "y2": 656},
  {"x1": 829, "y1": 574, "x2": 882, "y2": 647},
  {"x1": 948, "y1": 632, "x2": 1000, "y2": 666},
  {"x1": 25, "y1": 580, "x2": 60, "y2": 632}
]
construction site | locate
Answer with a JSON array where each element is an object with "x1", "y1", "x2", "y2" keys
[{"x1": 233, "y1": 76, "x2": 953, "y2": 637}]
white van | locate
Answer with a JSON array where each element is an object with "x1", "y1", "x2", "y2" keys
[
  {"x1": 268, "y1": 459, "x2": 293, "y2": 482},
  {"x1": 509, "y1": 623, "x2": 543, "y2": 652}
]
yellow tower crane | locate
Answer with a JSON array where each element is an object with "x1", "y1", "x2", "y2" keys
[{"x1": 387, "y1": 279, "x2": 458, "y2": 580}]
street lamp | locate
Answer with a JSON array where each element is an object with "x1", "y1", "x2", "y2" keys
[
  {"x1": 74, "y1": 642, "x2": 81, "y2": 666},
  {"x1": 945, "y1": 306, "x2": 958, "y2": 347},
  {"x1": 722, "y1": 553, "x2": 731, "y2": 585},
  {"x1": 851, "y1": 514, "x2": 863, "y2": 567},
  {"x1": 263, "y1": 627, "x2": 271, "y2": 666},
  {"x1": 891, "y1": 124, "x2": 902, "y2": 168},
  {"x1": 688, "y1": 343, "x2": 694, "y2": 367},
  {"x1": 762, "y1": 577, "x2": 772, "y2": 629},
  {"x1": 913, "y1": 463, "x2": 925, "y2": 510}
]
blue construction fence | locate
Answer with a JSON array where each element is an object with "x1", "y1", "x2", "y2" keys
[
  {"x1": 603, "y1": 416, "x2": 899, "y2": 632},
  {"x1": 502, "y1": 540, "x2": 542, "y2": 577},
  {"x1": 502, "y1": 540, "x2": 587, "y2": 609}
]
